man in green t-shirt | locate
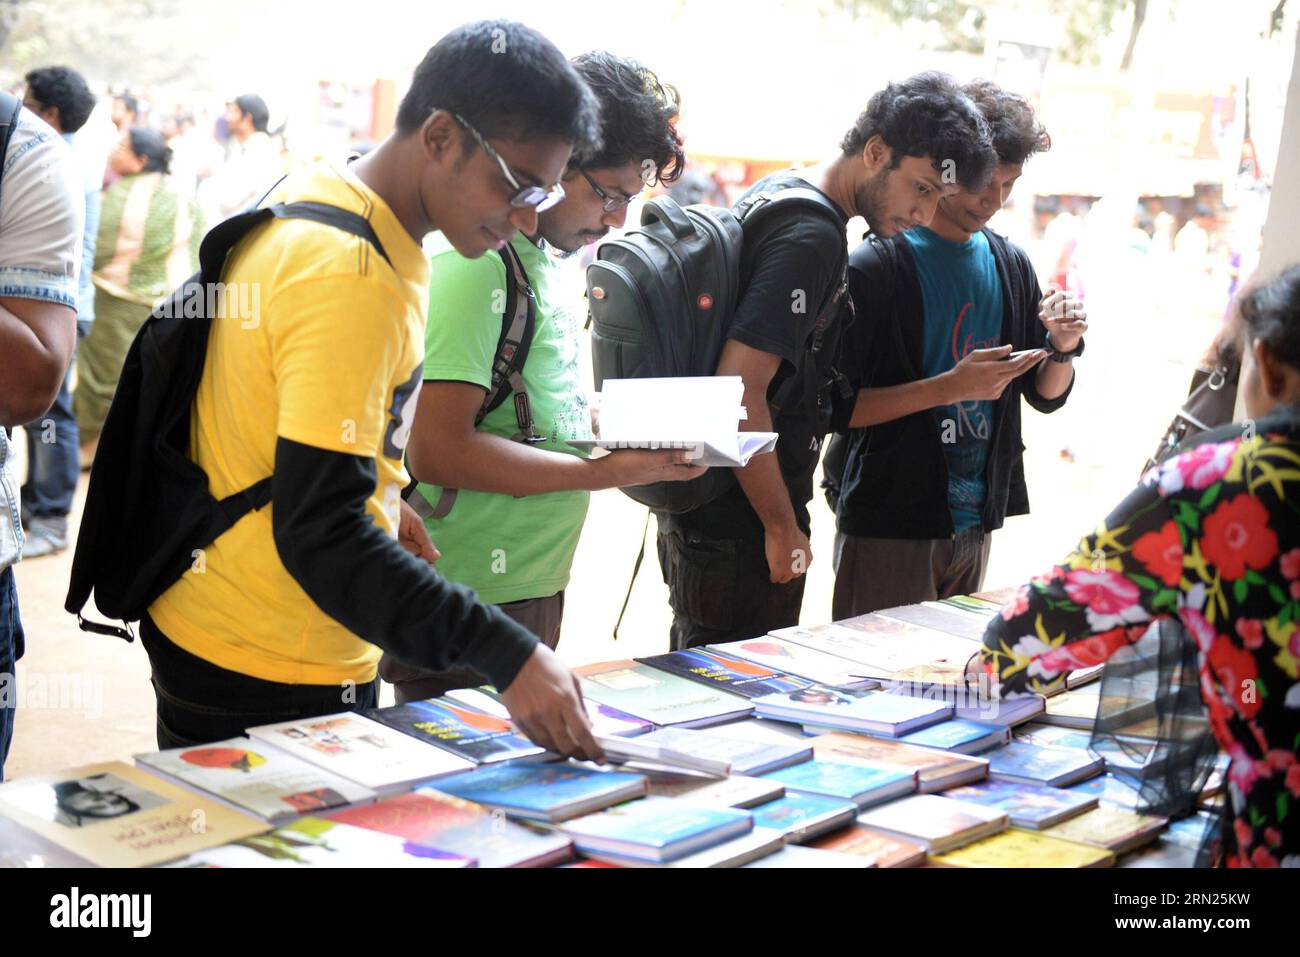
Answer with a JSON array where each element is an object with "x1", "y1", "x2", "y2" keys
[{"x1": 382, "y1": 52, "x2": 696, "y2": 703}]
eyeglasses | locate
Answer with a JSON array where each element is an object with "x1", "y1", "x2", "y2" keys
[
  {"x1": 578, "y1": 167, "x2": 640, "y2": 213},
  {"x1": 453, "y1": 113, "x2": 565, "y2": 212}
]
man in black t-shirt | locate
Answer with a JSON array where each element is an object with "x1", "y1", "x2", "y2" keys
[{"x1": 656, "y1": 72, "x2": 997, "y2": 649}]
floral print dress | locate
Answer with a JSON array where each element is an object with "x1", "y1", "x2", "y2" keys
[{"x1": 981, "y1": 406, "x2": 1300, "y2": 867}]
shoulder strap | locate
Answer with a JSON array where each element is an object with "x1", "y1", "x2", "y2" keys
[{"x1": 0, "y1": 92, "x2": 25, "y2": 221}]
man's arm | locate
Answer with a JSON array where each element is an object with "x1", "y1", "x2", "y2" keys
[
  {"x1": 405, "y1": 383, "x2": 697, "y2": 495},
  {"x1": 715, "y1": 339, "x2": 809, "y2": 583},
  {"x1": 0, "y1": 297, "x2": 76, "y2": 426}
]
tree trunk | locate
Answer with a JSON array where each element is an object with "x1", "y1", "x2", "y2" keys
[{"x1": 1120, "y1": 0, "x2": 1149, "y2": 71}]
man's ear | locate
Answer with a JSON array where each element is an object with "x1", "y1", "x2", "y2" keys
[
  {"x1": 421, "y1": 109, "x2": 459, "y2": 164},
  {"x1": 861, "y1": 134, "x2": 890, "y2": 174},
  {"x1": 1254, "y1": 338, "x2": 1286, "y2": 400}
]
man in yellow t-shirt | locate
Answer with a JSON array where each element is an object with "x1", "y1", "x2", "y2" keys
[{"x1": 142, "y1": 20, "x2": 606, "y2": 760}]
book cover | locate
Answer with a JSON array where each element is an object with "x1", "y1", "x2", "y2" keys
[
  {"x1": 772, "y1": 621, "x2": 966, "y2": 677},
  {"x1": 709, "y1": 637, "x2": 879, "y2": 690},
  {"x1": 604, "y1": 725, "x2": 811, "y2": 777},
  {"x1": 855, "y1": 794, "x2": 1008, "y2": 853},
  {"x1": 562, "y1": 797, "x2": 753, "y2": 863},
  {"x1": 986, "y1": 741, "x2": 1104, "y2": 788},
  {"x1": 1043, "y1": 805, "x2": 1169, "y2": 853},
  {"x1": 135, "y1": 740, "x2": 376, "y2": 822},
  {"x1": 970, "y1": 585, "x2": 1021, "y2": 605},
  {"x1": 328, "y1": 789, "x2": 573, "y2": 867},
  {"x1": 586, "y1": 828, "x2": 785, "y2": 869},
  {"x1": 932, "y1": 829, "x2": 1115, "y2": 868},
  {"x1": 807, "y1": 732, "x2": 989, "y2": 792},
  {"x1": 846, "y1": 606, "x2": 989, "y2": 642},
  {"x1": 575, "y1": 660, "x2": 751, "y2": 727},
  {"x1": 753, "y1": 687, "x2": 952, "y2": 735},
  {"x1": 364, "y1": 699, "x2": 545, "y2": 763},
  {"x1": 428, "y1": 762, "x2": 647, "y2": 822},
  {"x1": 0, "y1": 761, "x2": 268, "y2": 868},
  {"x1": 444, "y1": 687, "x2": 653, "y2": 738},
  {"x1": 247, "y1": 713, "x2": 475, "y2": 791},
  {"x1": 899, "y1": 719, "x2": 1009, "y2": 754},
  {"x1": 939, "y1": 595, "x2": 1005, "y2": 615},
  {"x1": 748, "y1": 791, "x2": 857, "y2": 843},
  {"x1": 1013, "y1": 723, "x2": 1097, "y2": 751},
  {"x1": 760, "y1": 759, "x2": 916, "y2": 808},
  {"x1": 631, "y1": 765, "x2": 785, "y2": 809},
  {"x1": 1067, "y1": 773, "x2": 1142, "y2": 809},
  {"x1": 637, "y1": 648, "x2": 813, "y2": 699},
  {"x1": 809, "y1": 824, "x2": 927, "y2": 867},
  {"x1": 164, "y1": 816, "x2": 475, "y2": 867},
  {"x1": 942, "y1": 779, "x2": 1099, "y2": 829}
]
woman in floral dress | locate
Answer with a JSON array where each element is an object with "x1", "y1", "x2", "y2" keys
[{"x1": 979, "y1": 265, "x2": 1300, "y2": 867}]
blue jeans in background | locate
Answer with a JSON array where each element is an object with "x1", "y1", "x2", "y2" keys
[
  {"x1": 0, "y1": 568, "x2": 26, "y2": 783},
  {"x1": 22, "y1": 355, "x2": 80, "y2": 521}
]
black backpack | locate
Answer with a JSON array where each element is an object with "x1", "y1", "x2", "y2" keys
[
  {"x1": 586, "y1": 183, "x2": 852, "y2": 514},
  {"x1": 65, "y1": 202, "x2": 391, "y2": 640}
]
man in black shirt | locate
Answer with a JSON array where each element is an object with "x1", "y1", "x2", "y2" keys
[
  {"x1": 829, "y1": 80, "x2": 1086, "y2": 618},
  {"x1": 657, "y1": 72, "x2": 997, "y2": 649}
]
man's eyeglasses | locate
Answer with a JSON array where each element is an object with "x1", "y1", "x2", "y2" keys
[
  {"x1": 453, "y1": 113, "x2": 565, "y2": 212},
  {"x1": 578, "y1": 167, "x2": 640, "y2": 213}
]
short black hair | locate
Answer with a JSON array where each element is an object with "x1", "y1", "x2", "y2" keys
[
  {"x1": 395, "y1": 20, "x2": 601, "y2": 161},
  {"x1": 233, "y1": 94, "x2": 270, "y2": 133},
  {"x1": 1240, "y1": 265, "x2": 1300, "y2": 370},
  {"x1": 128, "y1": 127, "x2": 172, "y2": 175},
  {"x1": 115, "y1": 93, "x2": 138, "y2": 116},
  {"x1": 841, "y1": 71, "x2": 995, "y2": 192},
  {"x1": 24, "y1": 66, "x2": 96, "y2": 133},
  {"x1": 962, "y1": 79, "x2": 1050, "y2": 167},
  {"x1": 571, "y1": 51, "x2": 684, "y2": 185}
]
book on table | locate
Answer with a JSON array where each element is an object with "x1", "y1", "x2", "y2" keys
[
  {"x1": 759, "y1": 758, "x2": 916, "y2": 809},
  {"x1": 941, "y1": 779, "x2": 1100, "y2": 829},
  {"x1": 575, "y1": 659, "x2": 752, "y2": 728},
  {"x1": 427, "y1": 762, "x2": 648, "y2": 823},
  {"x1": 0, "y1": 761, "x2": 268, "y2": 868},
  {"x1": 327, "y1": 789, "x2": 573, "y2": 867},
  {"x1": 897, "y1": 718, "x2": 1009, "y2": 754},
  {"x1": 930, "y1": 828, "x2": 1115, "y2": 868},
  {"x1": 597, "y1": 725, "x2": 812, "y2": 777},
  {"x1": 985, "y1": 740, "x2": 1105, "y2": 788},
  {"x1": 560, "y1": 796, "x2": 753, "y2": 864},
  {"x1": 752, "y1": 686, "x2": 952, "y2": 736},
  {"x1": 770, "y1": 620, "x2": 970, "y2": 678},
  {"x1": 709, "y1": 636, "x2": 881, "y2": 690},
  {"x1": 806, "y1": 732, "x2": 989, "y2": 792},
  {"x1": 852, "y1": 604, "x2": 992, "y2": 642},
  {"x1": 628, "y1": 764, "x2": 785, "y2": 808},
  {"x1": 444, "y1": 686, "x2": 653, "y2": 738},
  {"x1": 247, "y1": 712, "x2": 475, "y2": 794},
  {"x1": 135, "y1": 739, "x2": 376, "y2": 823},
  {"x1": 1041, "y1": 804, "x2": 1169, "y2": 854},
  {"x1": 163, "y1": 816, "x2": 476, "y2": 868},
  {"x1": 747, "y1": 791, "x2": 858, "y2": 844},
  {"x1": 855, "y1": 794, "x2": 1009, "y2": 854},
  {"x1": 364, "y1": 698, "x2": 547, "y2": 764},
  {"x1": 808, "y1": 823, "x2": 927, "y2": 867},
  {"x1": 741, "y1": 844, "x2": 874, "y2": 868},
  {"x1": 587, "y1": 827, "x2": 785, "y2": 869},
  {"x1": 1066, "y1": 773, "x2": 1143, "y2": 810},
  {"x1": 636, "y1": 648, "x2": 814, "y2": 699}
]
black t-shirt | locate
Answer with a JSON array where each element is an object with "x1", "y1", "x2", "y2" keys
[{"x1": 665, "y1": 173, "x2": 849, "y2": 540}]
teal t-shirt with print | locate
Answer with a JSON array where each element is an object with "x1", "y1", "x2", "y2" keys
[{"x1": 415, "y1": 233, "x2": 593, "y2": 604}]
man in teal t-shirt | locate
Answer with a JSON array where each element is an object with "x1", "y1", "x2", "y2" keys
[{"x1": 381, "y1": 52, "x2": 698, "y2": 703}]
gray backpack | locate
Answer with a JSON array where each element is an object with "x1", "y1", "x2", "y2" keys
[{"x1": 586, "y1": 184, "x2": 850, "y2": 514}]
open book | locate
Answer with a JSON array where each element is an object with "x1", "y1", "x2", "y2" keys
[{"x1": 568, "y1": 376, "x2": 778, "y2": 468}]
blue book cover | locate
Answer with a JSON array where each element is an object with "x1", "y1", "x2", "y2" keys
[
  {"x1": 365, "y1": 699, "x2": 543, "y2": 763},
  {"x1": 943, "y1": 779, "x2": 1098, "y2": 828},
  {"x1": 637, "y1": 649, "x2": 813, "y2": 699},
  {"x1": 430, "y1": 763, "x2": 646, "y2": 821},
  {"x1": 987, "y1": 741, "x2": 1103, "y2": 786},
  {"x1": 1067, "y1": 773, "x2": 1141, "y2": 808},
  {"x1": 753, "y1": 687, "x2": 952, "y2": 734},
  {"x1": 564, "y1": 797, "x2": 752, "y2": 861},
  {"x1": 901, "y1": 719, "x2": 1006, "y2": 752},
  {"x1": 749, "y1": 791, "x2": 857, "y2": 837},
  {"x1": 761, "y1": 759, "x2": 914, "y2": 807}
]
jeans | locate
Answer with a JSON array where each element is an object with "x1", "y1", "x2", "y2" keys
[
  {"x1": 22, "y1": 354, "x2": 80, "y2": 519},
  {"x1": 0, "y1": 568, "x2": 25, "y2": 782},
  {"x1": 140, "y1": 615, "x2": 380, "y2": 749}
]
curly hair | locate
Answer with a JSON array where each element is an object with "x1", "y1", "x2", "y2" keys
[
  {"x1": 24, "y1": 66, "x2": 96, "y2": 134},
  {"x1": 572, "y1": 51, "x2": 685, "y2": 185},
  {"x1": 962, "y1": 79, "x2": 1050, "y2": 167},
  {"x1": 841, "y1": 71, "x2": 995, "y2": 192}
]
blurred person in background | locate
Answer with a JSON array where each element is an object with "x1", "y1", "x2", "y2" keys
[
  {"x1": 199, "y1": 93, "x2": 282, "y2": 222},
  {"x1": 18, "y1": 66, "x2": 101, "y2": 557},
  {"x1": 75, "y1": 128, "x2": 203, "y2": 464}
]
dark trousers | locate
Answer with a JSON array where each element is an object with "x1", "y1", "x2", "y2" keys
[
  {"x1": 379, "y1": 591, "x2": 565, "y2": 705},
  {"x1": 21, "y1": 357, "x2": 79, "y2": 519},
  {"x1": 0, "y1": 568, "x2": 24, "y2": 782},
  {"x1": 831, "y1": 526, "x2": 992, "y2": 620},
  {"x1": 657, "y1": 528, "x2": 806, "y2": 649},
  {"x1": 140, "y1": 615, "x2": 379, "y2": 749}
]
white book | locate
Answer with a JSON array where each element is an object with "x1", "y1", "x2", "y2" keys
[
  {"x1": 856, "y1": 794, "x2": 1008, "y2": 854},
  {"x1": 599, "y1": 726, "x2": 811, "y2": 777},
  {"x1": 247, "y1": 712, "x2": 475, "y2": 794},
  {"x1": 710, "y1": 636, "x2": 880, "y2": 690}
]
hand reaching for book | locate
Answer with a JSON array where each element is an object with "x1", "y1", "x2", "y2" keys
[{"x1": 499, "y1": 644, "x2": 605, "y2": 762}]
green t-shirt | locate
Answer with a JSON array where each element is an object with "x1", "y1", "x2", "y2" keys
[{"x1": 415, "y1": 233, "x2": 593, "y2": 604}]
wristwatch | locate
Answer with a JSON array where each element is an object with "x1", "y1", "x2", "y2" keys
[{"x1": 1045, "y1": 331, "x2": 1084, "y2": 363}]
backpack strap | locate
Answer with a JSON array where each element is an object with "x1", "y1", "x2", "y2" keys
[
  {"x1": 418, "y1": 242, "x2": 538, "y2": 521},
  {"x1": 0, "y1": 91, "x2": 21, "y2": 218},
  {"x1": 198, "y1": 201, "x2": 392, "y2": 281}
]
